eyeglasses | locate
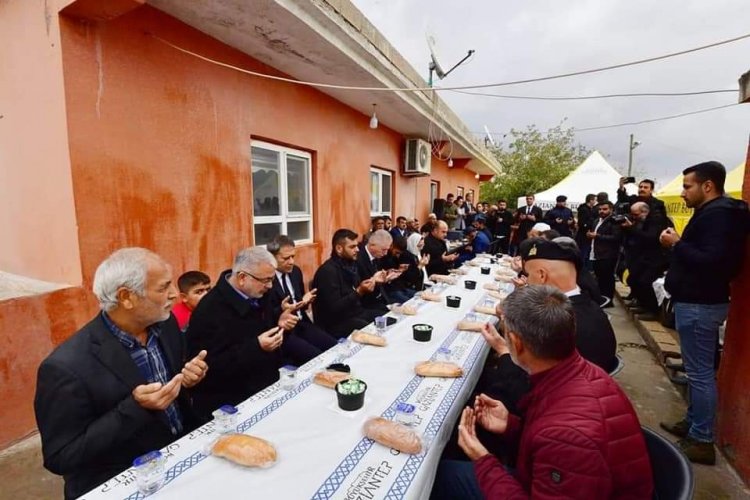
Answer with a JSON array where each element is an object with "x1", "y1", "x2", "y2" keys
[{"x1": 239, "y1": 270, "x2": 275, "y2": 285}]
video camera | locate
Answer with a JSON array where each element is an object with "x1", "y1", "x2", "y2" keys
[{"x1": 612, "y1": 202, "x2": 631, "y2": 224}]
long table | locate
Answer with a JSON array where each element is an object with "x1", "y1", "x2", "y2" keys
[{"x1": 82, "y1": 260, "x2": 505, "y2": 500}]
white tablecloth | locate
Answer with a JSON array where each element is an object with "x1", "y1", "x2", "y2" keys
[{"x1": 81, "y1": 262, "x2": 503, "y2": 500}]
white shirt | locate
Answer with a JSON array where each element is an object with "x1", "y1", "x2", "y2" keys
[
  {"x1": 276, "y1": 271, "x2": 302, "y2": 319},
  {"x1": 589, "y1": 217, "x2": 607, "y2": 261},
  {"x1": 564, "y1": 287, "x2": 581, "y2": 298}
]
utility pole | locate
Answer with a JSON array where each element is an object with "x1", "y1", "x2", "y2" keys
[{"x1": 627, "y1": 134, "x2": 641, "y2": 176}]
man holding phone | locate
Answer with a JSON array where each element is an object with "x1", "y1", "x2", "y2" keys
[
  {"x1": 186, "y1": 247, "x2": 300, "y2": 420},
  {"x1": 617, "y1": 176, "x2": 666, "y2": 216}
]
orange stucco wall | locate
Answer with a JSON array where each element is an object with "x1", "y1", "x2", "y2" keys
[
  {"x1": 0, "y1": 3, "x2": 478, "y2": 448},
  {"x1": 0, "y1": 0, "x2": 82, "y2": 285},
  {"x1": 717, "y1": 139, "x2": 750, "y2": 483}
]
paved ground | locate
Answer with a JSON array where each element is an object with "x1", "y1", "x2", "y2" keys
[{"x1": 1, "y1": 300, "x2": 748, "y2": 499}]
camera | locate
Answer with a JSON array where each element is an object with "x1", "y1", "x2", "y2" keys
[
  {"x1": 612, "y1": 202, "x2": 631, "y2": 224},
  {"x1": 624, "y1": 176, "x2": 636, "y2": 184},
  {"x1": 613, "y1": 214, "x2": 631, "y2": 224}
]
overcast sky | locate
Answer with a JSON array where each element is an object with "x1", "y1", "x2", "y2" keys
[{"x1": 352, "y1": 0, "x2": 749, "y2": 187}]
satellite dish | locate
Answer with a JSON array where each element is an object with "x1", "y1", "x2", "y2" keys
[
  {"x1": 483, "y1": 125, "x2": 496, "y2": 147},
  {"x1": 427, "y1": 35, "x2": 446, "y2": 79}
]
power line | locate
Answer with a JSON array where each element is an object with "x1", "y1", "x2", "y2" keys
[
  {"x1": 574, "y1": 103, "x2": 740, "y2": 131},
  {"x1": 450, "y1": 89, "x2": 736, "y2": 101},
  {"x1": 151, "y1": 31, "x2": 750, "y2": 92}
]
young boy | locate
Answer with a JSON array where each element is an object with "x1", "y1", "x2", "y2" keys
[{"x1": 173, "y1": 270, "x2": 211, "y2": 331}]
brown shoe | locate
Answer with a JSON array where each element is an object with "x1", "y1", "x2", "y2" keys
[
  {"x1": 678, "y1": 437, "x2": 716, "y2": 465},
  {"x1": 660, "y1": 419, "x2": 690, "y2": 438}
]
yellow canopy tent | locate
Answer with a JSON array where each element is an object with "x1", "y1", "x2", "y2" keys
[{"x1": 656, "y1": 162, "x2": 746, "y2": 234}]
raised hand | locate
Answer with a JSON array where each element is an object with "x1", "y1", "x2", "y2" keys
[
  {"x1": 480, "y1": 323, "x2": 509, "y2": 356},
  {"x1": 457, "y1": 407, "x2": 490, "y2": 461},
  {"x1": 132, "y1": 374, "x2": 183, "y2": 410},
  {"x1": 181, "y1": 350, "x2": 208, "y2": 388},
  {"x1": 258, "y1": 326, "x2": 283, "y2": 352},
  {"x1": 474, "y1": 393, "x2": 510, "y2": 434}
]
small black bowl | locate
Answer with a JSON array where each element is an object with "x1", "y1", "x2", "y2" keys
[
  {"x1": 464, "y1": 280, "x2": 477, "y2": 290},
  {"x1": 480, "y1": 266, "x2": 491, "y2": 275},
  {"x1": 336, "y1": 379, "x2": 367, "y2": 411},
  {"x1": 412, "y1": 324, "x2": 433, "y2": 342},
  {"x1": 446, "y1": 295, "x2": 461, "y2": 308},
  {"x1": 385, "y1": 316, "x2": 398, "y2": 326},
  {"x1": 326, "y1": 363, "x2": 351, "y2": 373}
]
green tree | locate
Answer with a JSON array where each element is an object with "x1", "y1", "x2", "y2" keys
[{"x1": 480, "y1": 123, "x2": 591, "y2": 208}]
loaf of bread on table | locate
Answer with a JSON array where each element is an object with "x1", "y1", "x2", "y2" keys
[
  {"x1": 448, "y1": 267, "x2": 468, "y2": 275},
  {"x1": 313, "y1": 370, "x2": 351, "y2": 389},
  {"x1": 473, "y1": 305, "x2": 496, "y2": 315},
  {"x1": 392, "y1": 304, "x2": 417, "y2": 315},
  {"x1": 486, "y1": 290, "x2": 508, "y2": 301},
  {"x1": 482, "y1": 282, "x2": 500, "y2": 291},
  {"x1": 212, "y1": 434, "x2": 277, "y2": 467},
  {"x1": 363, "y1": 417, "x2": 422, "y2": 455},
  {"x1": 457, "y1": 320, "x2": 484, "y2": 332},
  {"x1": 430, "y1": 274, "x2": 456, "y2": 284},
  {"x1": 351, "y1": 330, "x2": 387, "y2": 347},
  {"x1": 415, "y1": 361, "x2": 464, "y2": 378},
  {"x1": 419, "y1": 291, "x2": 442, "y2": 302}
]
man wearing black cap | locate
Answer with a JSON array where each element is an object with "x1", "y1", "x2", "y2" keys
[
  {"x1": 521, "y1": 238, "x2": 618, "y2": 372},
  {"x1": 544, "y1": 195, "x2": 576, "y2": 237},
  {"x1": 475, "y1": 238, "x2": 618, "y2": 417}
]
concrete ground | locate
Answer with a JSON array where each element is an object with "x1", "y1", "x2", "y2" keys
[{"x1": 1, "y1": 300, "x2": 748, "y2": 499}]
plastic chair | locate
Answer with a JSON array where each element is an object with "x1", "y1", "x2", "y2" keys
[{"x1": 642, "y1": 426, "x2": 694, "y2": 500}]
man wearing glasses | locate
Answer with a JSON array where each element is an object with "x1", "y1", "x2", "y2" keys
[{"x1": 186, "y1": 247, "x2": 300, "y2": 420}]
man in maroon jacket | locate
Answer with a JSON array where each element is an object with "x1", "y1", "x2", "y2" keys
[{"x1": 434, "y1": 285, "x2": 653, "y2": 499}]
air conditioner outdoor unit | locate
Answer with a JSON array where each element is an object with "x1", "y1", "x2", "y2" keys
[{"x1": 403, "y1": 138, "x2": 432, "y2": 176}]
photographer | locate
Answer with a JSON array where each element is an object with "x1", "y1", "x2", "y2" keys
[
  {"x1": 617, "y1": 177, "x2": 666, "y2": 216},
  {"x1": 587, "y1": 201, "x2": 623, "y2": 305},
  {"x1": 620, "y1": 202, "x2": 673, "y2": 319}
]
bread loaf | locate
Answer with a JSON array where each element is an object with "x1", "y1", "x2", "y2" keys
[
  {"x1": 419, "y1": 291, "x2": 442, "y2": 302},
  {"x1": 482, "y1": 282, "x2": 500, "y2": 291},
  {"x1": 457, "y1": 320, "x2": 484, "y2": 332},
  {"x1": 392, "y1": 304, "x2": 417, "y2": 315},
  {"x1": 415, "y1": 361, "x2": 464, "y2": 378},
  {"x1": 313, "y1": 370, "x2": 351, "y2": 389},
  {"x1": 473, "y1": 305, "x2": 495, "y2": 315},
  {"x1": 486, "y1": 290, "x2": 508, "y2": 301},
  {"x1": 430, "y1": 275, "x2": 456, "y2": 284},
  {"x1": 211, "y1": 434, "x2": 277, "y2": 467},
  {"x1": 363, "y1": 417, "x2": 422, "y2": 455},
  {"x1": 351, "y1": 330, "x2": 387, "y2": 347}
]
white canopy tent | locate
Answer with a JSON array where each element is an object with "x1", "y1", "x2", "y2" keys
[{"x1": 516, "y1": 151, "x2": 632, "y2": 211}]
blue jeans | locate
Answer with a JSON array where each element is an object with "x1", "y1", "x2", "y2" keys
[
  {"x1": 431, "y1": 460, "x2": 483, "y2": 500},
  {"x1": 674, "y1": 302, "x2": 729, "y2": 442}
]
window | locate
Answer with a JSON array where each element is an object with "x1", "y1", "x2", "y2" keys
[
  {"x1": 456, "y1": 186, "x2": 464, "y2": 198},
  {"x1": 251, "y1": 141, "x2": 313, "y2": 245},
  {"x1": 370, "y1": 167, "x2": 392, "y2": 217}
]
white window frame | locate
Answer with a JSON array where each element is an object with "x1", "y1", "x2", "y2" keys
[
  {"x1": 370, "y1": 167, "x2": 393, "y2": 217},
  {"x1": 456, "y1": 186, "x2": 464, "y2": 198},
  {"x1": 250, "y1": 140, "x2": 313, "y2": 245}
]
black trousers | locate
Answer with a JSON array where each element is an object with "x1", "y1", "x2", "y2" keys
[
  {"x1": 281, "y1": 321, "x2": 338, "y2": 366},
  {"x1": 593, "y1": 258, "x2": 617, "y2": 300},
  {"x1": 629, "y1": 265, "x2": 661, "y2": 313}
]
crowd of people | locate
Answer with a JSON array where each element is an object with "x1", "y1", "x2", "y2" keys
[{"x1": 32, "y1": 161, "x2": 749, "y2": 498}]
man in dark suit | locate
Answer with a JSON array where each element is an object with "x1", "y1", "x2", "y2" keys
[
  {"x1": 34, "y1": 248, "x2": 209, "y2": 499},
  {"x1": 312, "y1": 229, "x2": 388, "y2": 338},
  {"x1": 587, "y1": 201, "x2": 624, "y2": 305},
  {"x1": 357, "y1": 229, "x2": 403, "y2": 307},
  {"x1": 575, "y1": 193, "x2": 598, "y2": 267},
  {"x1": 266, "y1": 235, "x2": 337, "y2": 365},
  {"x1": 544, "y1": 195, "x2": 576, "y2": 237},
  {"x1": 186, "y1": 247, "x2": 300, "y2": 420},
  {"x1": 514, "y1": 194, "x2": 544, "y2": 244},
  {"x1": 493, "y1": 200, "x2": 513, "y2": 254},
  {"x1": 390, "y1": 216, "x2": 409, "y2": 239},
  {"x1": 423, "y1": 220, "x2": 459, "y2": 276}
]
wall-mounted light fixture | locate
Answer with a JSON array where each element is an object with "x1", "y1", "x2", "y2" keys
[{"x1": 369, "y1": 104, "x2": 378, "y2": 129}]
